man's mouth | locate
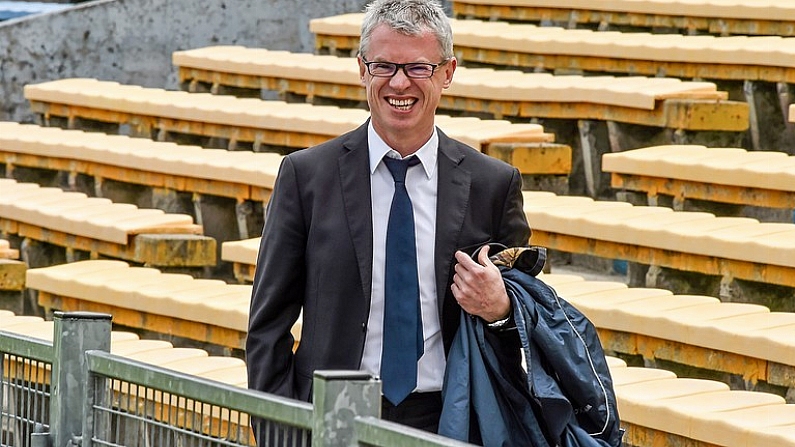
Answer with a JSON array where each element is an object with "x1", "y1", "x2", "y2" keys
[{"x1": 387, "y1": 98, "x2": 417, "y2": 111}]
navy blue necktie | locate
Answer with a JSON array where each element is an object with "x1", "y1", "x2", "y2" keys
[{"x1": 381, "y1": 156, "x2": 423, "y2": 406}]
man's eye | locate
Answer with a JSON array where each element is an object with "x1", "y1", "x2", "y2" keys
[
  {"x1": 406, "y1": 65, "x2": 432, "y2": 76},
  {"x1": 372, "y1": 63, "x2": 395, "y2": 71}
]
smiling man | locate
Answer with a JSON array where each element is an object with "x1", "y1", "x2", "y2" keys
[{"x1": 246, "y1": 0, "x2": 530, "y2": 437}]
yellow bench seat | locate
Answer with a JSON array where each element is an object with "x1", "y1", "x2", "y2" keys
[
  {"x1": 603, "y1": 145, "x2": 795, "y2": 193},
  {"x1": 451, "y1": 0, "x2": 795, "y2": 23},
  {"x1": 523, "y1": 192, "x2": 795, "y2": 270},
  {"x1": 25, "y1": 260, "x2": 302, "y2": 350},
  {"x1": 24, "y1": 78, "x2": 550, "y2": 152},
  {"x1": 1, "y1": 179, "x2": 200, "y2": 245},
  {"x1": 310, "y1": 12, "x2": 795, "y2": 68},
  {"x1": 0, "y1": 239, "x2": 18, "y2": 259},
  {"x1": 175, "y1": 46, "x2": 725, "y2": 111}
]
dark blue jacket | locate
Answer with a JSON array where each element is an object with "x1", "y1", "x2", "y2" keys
[{"x1": 438, "y1": 248, "x2": 624, "y2": 447}]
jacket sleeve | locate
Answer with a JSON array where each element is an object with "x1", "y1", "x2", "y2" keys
[{"x1": 246, "y1": 156, "x2": 306, "y2": 400}]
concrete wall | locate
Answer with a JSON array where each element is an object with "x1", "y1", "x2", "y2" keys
[{"x1": 0, "y1": 0, "x2": 375, "y2": 122}]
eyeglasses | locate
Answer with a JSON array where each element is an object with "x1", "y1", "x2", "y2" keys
[{"x1": 362, "y1": 58, "x2": 450, "y2": 79}]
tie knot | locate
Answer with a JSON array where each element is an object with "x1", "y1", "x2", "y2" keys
[{"x1": 383, "y1": 156, "x2": 420, "y2": 183}]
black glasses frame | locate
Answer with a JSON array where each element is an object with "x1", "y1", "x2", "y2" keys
[{"x1": 361, "y1": 58, "x2": 450, "y2": 79}]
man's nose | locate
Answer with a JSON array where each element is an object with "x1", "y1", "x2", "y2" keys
[{"x1": 389, "y1": 68, "x2": 412, "y2": 89}]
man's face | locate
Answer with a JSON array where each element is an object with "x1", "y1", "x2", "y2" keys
[{"x1": 358, "y1": 24, "x2": 456, "y2": 150}]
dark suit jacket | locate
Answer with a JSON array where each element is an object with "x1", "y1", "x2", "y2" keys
[{"x1": 246, "y1": 121, "x2": 531, "y2": 402}]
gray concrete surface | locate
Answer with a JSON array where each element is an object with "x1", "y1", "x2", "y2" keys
[{"x1": 0, "y1": 0, "x2": 377, "y2": 122}]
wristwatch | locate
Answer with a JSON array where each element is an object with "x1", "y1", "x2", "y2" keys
[{"x1": 487, "y1": 311, "x2": 512, "y2": 329}]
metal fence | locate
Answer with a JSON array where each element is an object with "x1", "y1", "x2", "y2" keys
[
  {"x1": 0, "y1": 332, "x2": 51, "y2": 447},
  {"x1": 83, "y1": 350, "x2": 313, "y2": 447},
  {"x1": 1, "y1": 311, "x2": 474, "y2": 447}
]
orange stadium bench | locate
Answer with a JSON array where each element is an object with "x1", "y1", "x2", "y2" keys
[
  {"x1": 22, "y1": 78, "x2": 570, "y2": 180},
  {"x1": 172, "y1": 44, "x2": 748, "y2": 197},
  {"x1": 24, "y1": 259, "x2": 302, "y2": 353},
  {"x1": 0, "y1": 121, "x2": 282, "y2": 240},
  {"x1": 0, "y1": 238, "x2": 26, "y2": 313},
  {"x1": 0, "y1": 178, "x2": 216, "y2": 269},
  {"x1": 449, "y1": 0, "x2": 795, "y2": 37},
  {"x1": 602, "y1": 144, "x2": 795, "y2": 213},
  {"x1": 540, "y1": 274, "x2": 795, "y2": 396},
  {"x1": 219, "y1": 237, "x2": 261, "y2": 283},
  {"x1": 173, "y1": 45, "x2": 739, "y2": 128},
  {"x1": 309, "y1": 13, "x2": 795, "y2": 83},
  {"x1": 609, "y1": 358, "x2": 795, "y2": 447},
  {"x1": 0, "y1": 239, "x2": 17, "y2": 260},
  {"x1": 308, "y1": 12, "x2": 788, "y2": 153},
  {"x1": 173, "y1": 45, "x2": 747, "y2": 137},
  {"x1": 521, "y1": 191, "x2": 795, "y2": 307}
]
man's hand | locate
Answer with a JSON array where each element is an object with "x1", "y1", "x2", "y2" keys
[{"x1": 451, "y1": 245, "x2": 510, "y2": 322}]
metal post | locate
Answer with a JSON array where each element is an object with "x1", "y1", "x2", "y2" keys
[
  {"x1": 577, "y1": 119, "x2": 597, "y2": 198},
  {"x1": 50, "y1": 311, "x2": 112, "y2": 447},
  {"x1": 743, "y1": 80, "x2": 761, "y2": 151},
  {"x1": 312, "y1": 370, "x2": 380, "y2": 447},
  {"x1": 235, "y1": 199, "x2": 252, "y2": 240},
  {"x1": 30, "y1": 423, "x2": 50, "y2": 447}
]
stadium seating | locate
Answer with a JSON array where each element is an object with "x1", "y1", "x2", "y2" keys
[
  {"x1": 543, "y1": 276, "x2": 795, "y2": 393},
  {"x1": 0, "y1": 239, "x2": 17, "y2": 260},
  {"x1": 448, "y1": 0, "x2": 795, "y2": 37},
  {"x1": 23, "y1": 79, "x2": 560, "y2": 150},
  {"x1": 7, "y1": 2, "x2": 795, "y2": 445},
  {"x1": 0, "y1": 121, "x2": 281, "y2": 240},
  {"x1": 0, "y1": 238, "x2": 25, "y2": 313},
  {"x1": 310, "y1": 13, "x2": 795, "y2": 82},
  {"x1": 22, "y1": 78, "x2": 571, "y2": 190},
  {"x1": 521, "y1": 191, "x2": 795, "y2": 298},
  {"x1": 610, "y1": 360, "x2": 795, "y2": 446},
  {"x1": 173, "y1": 45, "x2": 748, "y2": 141},
  {"x1": 174, "y1": 45, "x2": 735, "y2": 118},
  {"x1": 0, "y1": 178, "x2": 216, "y2": 270},
  {"x1": 602, "y1": 144, "x2": 795, "y2": 212},
  {"x1": 171, "y1": 44, "x2": 751, "y2": 197},
  {"x1": 310, "y1": 12, "x2": 795, "y2": 154},
  {"x1": 220, "y1": 237, "x2": 260, "y2": 283},
  {"x1": 24, "y1": 260, "x2": 302, "y2": 352}
]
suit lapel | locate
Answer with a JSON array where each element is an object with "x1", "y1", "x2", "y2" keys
[
  {"x1": 435, "y1": 132, "x2": 471, "y2": 314},
  {"x1": 339, "y1": 124, "x2": 374, "y2": 305}
]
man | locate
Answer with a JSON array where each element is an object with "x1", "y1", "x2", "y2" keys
[{"x1": 246, "y1": 0, "x2": 530, "y2": 434}]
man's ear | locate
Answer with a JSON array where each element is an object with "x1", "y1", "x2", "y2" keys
[
  {"x1": 358, "y1": 55, "x2": 367, "y2": 86},
  {"x1": 442, "y1": 57, "x2": 457, "y2": 89}
]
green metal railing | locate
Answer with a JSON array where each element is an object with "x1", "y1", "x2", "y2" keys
[{"x1": 0, "y1": 312, "x2": 475, "y2": 447}]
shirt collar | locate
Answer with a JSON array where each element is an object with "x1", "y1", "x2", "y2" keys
[{"x1": 368, "y1": 122, "x2": 437, "y2": 179}]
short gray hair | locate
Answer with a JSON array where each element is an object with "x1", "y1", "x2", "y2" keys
[{"x1": 359, "y1": 0, "x2": 453, "y2": 61}]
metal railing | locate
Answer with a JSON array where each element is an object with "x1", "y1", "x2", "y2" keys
[
  {"x1": 1, "y1": 312, "x2": 474, "y2": 447},
  {"x1": 0, "y1": 332, "x2": 52, "y2": 447},
  {"x1": 83, "y1": 350, "x2": 312, "y2": 447}
]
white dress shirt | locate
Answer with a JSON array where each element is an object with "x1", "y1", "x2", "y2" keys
[{"x1": 360, "y1": 122, "x2": 446, "y2": 393}]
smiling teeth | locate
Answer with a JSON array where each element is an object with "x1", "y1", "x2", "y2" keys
[{"x1": 388, "y1": 98, "x2": 414, "y2": 110}]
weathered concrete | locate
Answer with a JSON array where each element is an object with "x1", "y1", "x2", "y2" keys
[{"x1": 0, "y1": 0, "x2": 374, "y2": 122}]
